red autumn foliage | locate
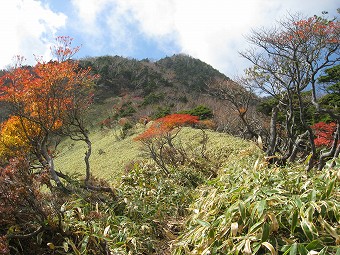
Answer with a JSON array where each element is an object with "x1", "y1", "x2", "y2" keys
[
  {"x1": 50, "y1": 36, "x2": 81, "y2": 62},
  {"x1": 311, "y1": 122, "x2": 338, "y2": 148},
  {"x1": 275, "y1": 16, "x2": 340, "y2": 45},
  {"x1": 134, "y1": 114, "x2": 199, "y2": 141}
]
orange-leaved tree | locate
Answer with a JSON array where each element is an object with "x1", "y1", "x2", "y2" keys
[
  {"x1": 134, "y1": 114, "x2": 199, "y2": 174},
  {"x1": 0, "y1": 36, "x2": 96, "y2": 189}
]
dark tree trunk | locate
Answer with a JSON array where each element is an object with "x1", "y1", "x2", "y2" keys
[{"x1": 266, "y1": 106, "x2": 278, "y2": 156}]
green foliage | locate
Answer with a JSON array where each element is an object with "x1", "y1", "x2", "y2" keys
[
  {"x1": 118, "y1": 102, "x2": 136, "y2": 117},
  {"x1": 142, "y1": 92, "x2": 165, "y2": 106},
  {"x1": 257, "y1": 97, "x2": 279, "y2": 116},
  {"x1": 79, "y1": 56, "x2": 170, "y2": 99},
  {"x1": 179, "y1": 105, "x2": 214, "y2": 120},
  {"x1": 152, "y1": 106, "x2": 171, "y2": 119},
  {"x1": 173, "y1": 161, "x2": 340, "y2": 254},
  {"x1": 318, "y1": 64, "x2": 340, "y2": 115}
]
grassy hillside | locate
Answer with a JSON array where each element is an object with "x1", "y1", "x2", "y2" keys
[{"x1": 54, "y1": 124, "x2": 261, "y2": 182}]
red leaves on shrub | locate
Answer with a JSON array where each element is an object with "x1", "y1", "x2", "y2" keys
[
  {"x1": 311, "y1": 122, "x2": 338, "y2": 148},
  {"x1": 134, "y1": 114, "x2": 199, "y2": 141}
]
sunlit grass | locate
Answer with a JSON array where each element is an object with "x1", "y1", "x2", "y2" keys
[{"x1": 54, "y1": 124, "x2": 262, "y2": 182}]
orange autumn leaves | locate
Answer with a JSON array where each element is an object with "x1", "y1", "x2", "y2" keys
[
  {"x1": 275, "y1": 16, "x2": 340, "y2": 45},
  {"x1": 0, "y1": 36, "x2": 97, "y2": 160},
  {"x1": 134, "y1": 114, "x2": 199, "y2": 141},
  {"x1": 1, "y1": 60, "x2": 94, "y2": 127}
]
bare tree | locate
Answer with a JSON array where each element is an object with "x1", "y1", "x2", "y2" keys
[{"x1": 207, "y1": 77, "x2": 266, "y2": 140}]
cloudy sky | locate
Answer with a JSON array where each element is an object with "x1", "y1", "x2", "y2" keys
[{"x1": 0, "y1": 0, "x2": 338, "y2": 77}]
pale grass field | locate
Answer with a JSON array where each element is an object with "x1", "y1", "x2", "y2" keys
[{"x1": 54, "y1": 124, "x2": 263, "y2": 183}]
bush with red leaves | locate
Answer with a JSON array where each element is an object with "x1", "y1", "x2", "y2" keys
[
  {"x1": 135, "y1": 113, "x2": 199, "y2": 141},
  {"x1": 311, "y1": 122, "x2": 338, "y2": 148}
]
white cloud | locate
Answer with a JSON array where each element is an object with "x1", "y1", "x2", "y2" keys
[
  {"x1": 70, "y1": 0, "x2": 111, "y2": 35},
  {"x1": 71, "y1": 0, "x2": 337, "y2": 76},
  {"x1": 106, "y1": 0, "x2": 338, "y2": 76},
  {"x1": 0, "y1": 0, "x2": 66, "y2": 68},
  {"x1": 2, "y1": 0, "x2": 337, "y2": 75}
]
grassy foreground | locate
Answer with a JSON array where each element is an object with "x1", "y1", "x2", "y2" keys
[{"x1": 50, "y1": 125, "x2": 339, "y2": 254}]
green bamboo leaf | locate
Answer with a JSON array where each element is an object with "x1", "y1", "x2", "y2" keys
[
  {"x1": 336, "y1": 247, "x2": 340, "y2": 255},
  {"x1": 326, "y1": 178, "x2": 335, "y2": 198},
  {"x1": 65, "y1": 238, "x2": 81, "y2": 255},
  {"x1": 294, "y1": 197, "x2": 302, "y2": 209},
  {"x1": 301, "y1": 219, "x2": 315, "y2": 241},
  {"x1": 291, "y1": 209, "x2": 299, "y2": 234},
  {"x1": 196, "y1": 219, "x2": 211, "y2": 228},
  {"x1": 281, "y1": 245, "x2": 291, "y2": 255},
  {"x1": 249, "y1": 220, "x2": 264, "y2": 234},
  {"x1": 257, "y1": 200, "x2": 266, "y2": 217},
  {"x1": 253, "y1": 243, "x2": 262, "y2": 254},
  {"x1": 308, "y1": 190, "x2": 317, "y2": 202},
  {"x1": 297, "y1": 244, "x2": 308, "y2": 255},
  {"x1": 318, "y1": 217, "x2": 339, "y2": 240},
  {"x1": 305, "y1": 206, "x2": 315, "y2": 222},
  {"x1": 289, "y1": 243, "x2": 297, "y2": 255},
  {"x1": 80, "y1": 235, "x2": 89, "y2": 254},
  {"x1": 239, "y1": 202, "x2": 246, "y2": 223},
  {"x1": 261, "y1": 222, "x2": 270, "y2": 242},
  {"x1": 318, "y1": 247, "x2": 328, "y2": 255},
  {"x1": 305, "y1": 240, "x2": 323, "y2": 250},
  {"x1": 310, "y1": 201, "x2": 321, "y2": 214}
]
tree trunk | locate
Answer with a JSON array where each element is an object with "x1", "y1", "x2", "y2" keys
[
  {"x1": 288, "y1": 130, "x2": 309, "y2": 163},
  {"x1": 39, "y1": 136, "x2": 64, "y2": 188},
  {"x1": 266, "y1": 106, "x2": 278, "y2": 156},
  {"x1": 82, "y1": 133, "x2": 113, "y2": 193},
  {"x1": 83, "y1": 133, "x2": 92, "y2": 186}
]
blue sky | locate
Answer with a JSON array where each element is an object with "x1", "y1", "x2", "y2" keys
[{"x1": 0, "y1": 0, "x2": 338, "y2": 77}]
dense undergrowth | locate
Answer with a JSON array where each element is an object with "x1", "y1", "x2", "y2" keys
[
  {"x1": 1, "y1": 126, "x2": 339, "y2": 254},
  {"x1": 174, "y1": 160, "x2": 340, "y2": 255}
]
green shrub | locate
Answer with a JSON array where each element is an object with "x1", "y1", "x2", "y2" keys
[
  {"x1": 152, "y1": 106, "x2": 171, "y2": 119},
  {"x1": 119, "y1": 102, "x2": 136, "y2": 117},
  {"x1": 142, "y1": 93, "x2": 165, "y2": 106},
  {"x1": 179, "y1": 105, "x2": 213, "y2": 120}
]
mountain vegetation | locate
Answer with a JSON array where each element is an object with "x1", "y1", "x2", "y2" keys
[{"x1": 0, "y1": 12, "x2": 339, "y2": 255}]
